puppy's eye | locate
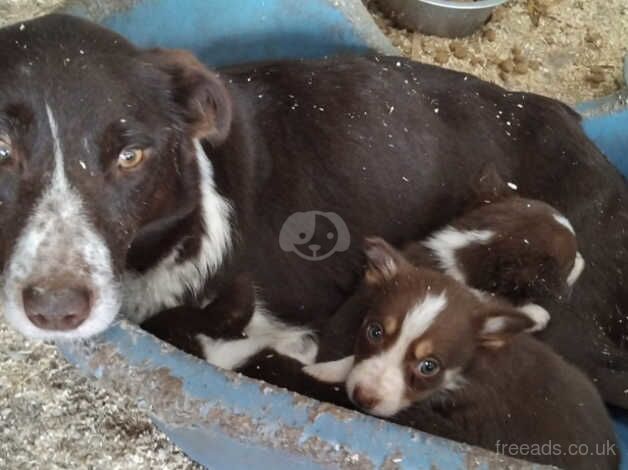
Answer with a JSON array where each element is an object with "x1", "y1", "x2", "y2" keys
[
  {"x1": 0, "y1": 136, "x2": 12, "y2": 163},
  {"x1": 417, "y1": 358, "x2": 440, "y2": 377},
  {"x1": 118, "y1": 147, "x2": 145, "y2": 170},
  {"x1": 366, "y1": 322, "x2": 384, "y2": 343}
]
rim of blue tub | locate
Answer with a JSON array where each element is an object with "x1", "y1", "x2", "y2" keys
[{"x1": 57, "y1": 321, "x2": 550, "y2": 469}]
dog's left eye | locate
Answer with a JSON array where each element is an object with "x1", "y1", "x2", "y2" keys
[
  {"x1": 118, "y1": 147, "x2": 146, "y2": 170},
  {"x1": 0, "y1": 135, "x2": 12, "y2": 163},
  {"x1": 366, "y1": 322, "x2": 384, "y2": 343},
  {"x1": 416, "y1": 358, "x2": 440, "y2": 377}
]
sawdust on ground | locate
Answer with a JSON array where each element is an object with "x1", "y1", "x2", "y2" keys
[
  {"x1": 0, "y1": 320, "x2": 200, "y2": 470},
  {"x1": 367, "y1": 0, "x2": 628, "y2": 104}
]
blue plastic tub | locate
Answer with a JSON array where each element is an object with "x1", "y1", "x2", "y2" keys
[{"x1": 58, "y1": 1, "x2": 627, "y2": 468}]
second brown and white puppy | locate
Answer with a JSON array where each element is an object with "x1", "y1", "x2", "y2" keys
[{"x1": 406, "y1": 166, "x2": 585, "y2": 306}]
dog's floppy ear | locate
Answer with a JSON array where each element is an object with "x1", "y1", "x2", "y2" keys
[
  {"x1": 363, "y1": 237, "x2": 406, "y2": 285},
  {"x1": 144, "y1": 48, "x2": 232, "y2": 144}
]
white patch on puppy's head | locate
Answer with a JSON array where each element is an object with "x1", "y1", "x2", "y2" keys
[
  {"x1": 423, "y1": 228, "x2": 494, "y2": 282},
  {"x1": 345, "y1": 293, "x2": 448, "y2": 417}
]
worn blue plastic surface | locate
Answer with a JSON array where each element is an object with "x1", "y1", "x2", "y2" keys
[
  {"x1": 58, "y1": 1, "x2": 627, "y2": 469},
  {"x1": 64, "y1": 0, "x2": 395, "y2": 67},
  {"x1": 61, "y1": 322, "x2": 533, "y2": 470},
  {"x1": 579, "y1": 108, "x2": 628, "y2": 177},
  {"x1": 613, "y1": 408, "x2": 628, "y2": 470}
]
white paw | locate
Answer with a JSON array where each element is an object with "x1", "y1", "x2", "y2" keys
[
  {"x1": 275, "y1": 332, "x2": 319, "y2": 365},
  {"x1": 196, "y1": 334, "x2": 266, "y2": 370},
  {"x1": 518, "y1": 303, "x2": 550, "y2": 333}
]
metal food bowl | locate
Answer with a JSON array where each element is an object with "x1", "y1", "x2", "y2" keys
[{"x1": 379, "y1": 0, "x2": 509, "y2": 38}]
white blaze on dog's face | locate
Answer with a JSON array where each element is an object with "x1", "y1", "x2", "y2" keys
[
  {"x1": 1, "y1": 105, "x2": 120, "y2": 340},
  {"x1": 305, "y1": 237, "x2": 537, "y2": 417},
  {"x1": 0, "y1": 16, "x2": 234, "y2": 339}
]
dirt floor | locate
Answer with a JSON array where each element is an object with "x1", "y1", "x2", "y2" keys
[
  {"x1": 0, "y1": 1, "x2": 626, "y2": 469},
  {"x1": 367, "y1": 0, "x2": 627, "y2": 103},
  {"x1": 0, "y1": 320, "x2": 200, "y2": 470}
]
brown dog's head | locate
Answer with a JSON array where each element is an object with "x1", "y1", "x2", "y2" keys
[
  {"x1": 0, "y1": 15, "x2": 233, "y2": 339},
  {"x1": 305, "y1": 238, "x2": 536, "y2": 417}
]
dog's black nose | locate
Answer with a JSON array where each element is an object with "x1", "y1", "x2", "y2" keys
[{"x1": 23, "y1": 285, "x2": 91, "y2": 331}]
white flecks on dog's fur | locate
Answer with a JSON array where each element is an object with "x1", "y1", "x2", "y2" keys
[
  {"x1": 344, "y1": 293, "x2": 448, "y2": 417},
  {"x1": 122, "y1": 140, "x2": 233, "y2": 323},
  {"x1": 517, "y1": 303, "x2": 551, "y2": 332},
  {"x1": 197, "y1": 304, "x2": 318, "y2": 370},
  {"x1": 567, "y1": 251, "x2": 585, "y2": 286},
  {"x1": 1, "y1": 104, "x2": 120, "y2": 340},
  {"x1": 423, "y1": 228, "x2": 494, "y2": 282},
  {"x1": 552, "y1": 213, "x2": 576, "y2": 235},
  {"x1": 303, "y1": 355, "x2": 356, "y2": 383}
]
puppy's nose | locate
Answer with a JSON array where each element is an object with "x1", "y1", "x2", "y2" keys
[
  {"x1": 23, "y1": 285, "x2": 91, "y2": 331},
  {"x1": 352, "y1": 385, "x2": 380, "y2": 410},
  {"x1": 308, "y1": 244, "x2": 321, "y2": 254}
]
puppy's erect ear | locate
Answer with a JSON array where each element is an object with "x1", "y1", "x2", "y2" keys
[
  {"x1": 475, "y1": 308, "x2": 535, "y2": 349},
  {"x1": 472, "y1": 163, "x2": 511, "y2": 203},
  {"x1": 363, "y1": 237, "x2": 405, "y2": 284},
  {"x1": 303, "y1": 356, "x2": 355, "y2": 383},
  {"x1": 144, "y1": 48, "x2": 232, "y2": 144}
]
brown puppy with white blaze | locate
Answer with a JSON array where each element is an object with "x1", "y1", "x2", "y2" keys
[
  {"x1": 403, "y1": 165, "x2": 586, "y2": 332},
  {"x1": 410, "y1": 165, "x2": 585, "y2": 303},
  {"x1": 305, "y1": 238, "x2": 618, "y2": 470}
]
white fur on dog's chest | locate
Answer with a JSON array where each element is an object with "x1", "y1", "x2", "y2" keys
[{"x1": 121, "y1": 140, "x2": 233, "y2": 323}]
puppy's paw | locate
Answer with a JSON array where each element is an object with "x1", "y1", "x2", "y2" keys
[
  {"x1": 275, "y1": 332, "x2": 319, "y2": 365},
  {"x1": 303, "y1": 356, "x2": 355, "y2": 383}
]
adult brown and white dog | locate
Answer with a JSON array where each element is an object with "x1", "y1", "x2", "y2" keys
[{"x1": 0, "y1": 15, "x2": 626, "y2": 406}]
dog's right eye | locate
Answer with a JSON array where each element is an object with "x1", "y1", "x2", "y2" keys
[
  {"x1": 0, "y1": 135, "x2": 12, "y2": 163},
  {"x1": 416, "y1": 357, "x2": 440, "y2": 377},
  {"x1": 366, "y1": 322, "x2": 384, "y2": 343},
  {"x1": 118, "y1": 147, "x2": 146, "y2": 171}
]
